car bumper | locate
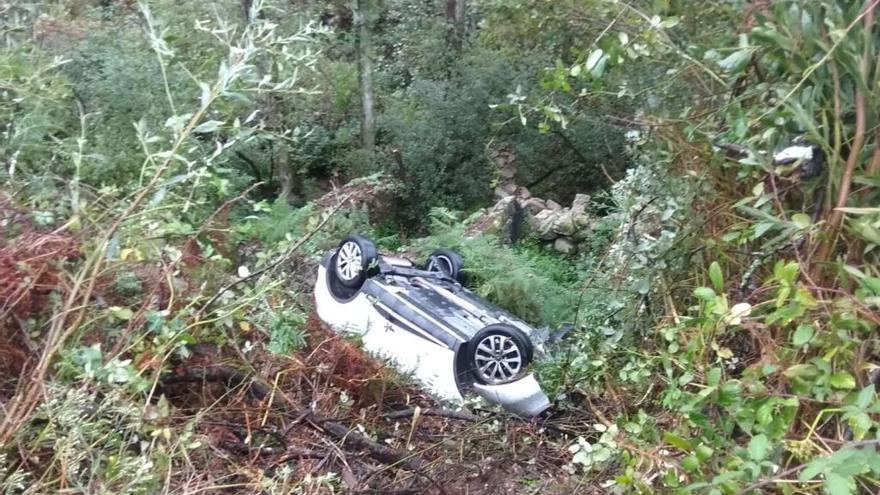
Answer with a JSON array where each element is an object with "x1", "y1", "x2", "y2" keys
[{"x1": 472, "y1": 374, "x2": 551, "y2": 417}]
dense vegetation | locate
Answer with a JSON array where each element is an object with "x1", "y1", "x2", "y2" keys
[{"x1": 2, "y1": 0, "x2": 880, "y2": 493}]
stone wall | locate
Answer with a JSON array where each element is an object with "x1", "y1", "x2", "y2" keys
[
  {"x1": 476, "y1": 143, "x2": 593, "y2": 254},
  {"x1": 467, "y1": 188, "x2": 593, "y2": 255}
]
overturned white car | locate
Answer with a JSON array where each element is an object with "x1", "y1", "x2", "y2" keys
[{"x1": 314, "y1": 234, "x2": 551, "y2": 416}]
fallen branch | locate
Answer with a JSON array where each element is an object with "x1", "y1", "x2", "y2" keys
[
  {"x1": 384, "y1": 407, "x2": 479, "y2": 422},
  {"x1": 159, "y1": 365, "x2": 425, "y2": 471},
  {"x1": 219, "y1": 441, "x2": 325, "y2": 459},
  {"x1": 307, "y1": 415, "x2": 424, "y2": 471},
  {"x1": 160, "y1": 365, "x2": 271, "y2": 402}
]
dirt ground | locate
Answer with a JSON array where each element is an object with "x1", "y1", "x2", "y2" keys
[{"x1": 156, "y1": 314, "x2": 597, "y2": 494}]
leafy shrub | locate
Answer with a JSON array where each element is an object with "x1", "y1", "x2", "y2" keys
[
  {"x1": 237, "y1": 194, "x2": 373, "y2": 260},
  {"x1": 109, "y1": 271, "x2": 144, "y2": 299},
  {"x1": 377, "y1": 46, "x2": 630, "y2": 230},
  {"x1": 0, "y1": 3, "x2": 327, "y2": 487},
  {"x1": 0, "y1": 49, "x2": 75, "y2": 182},
  {"x1": 62, "y1": 26, "x2": 193, "y2": 186},
  {"x1": 267, "y1": 309, "x2": 307, "y2": 355},
  {"x1": 408, "y1": 208, "x2": 578, "y2": 327},
  {"x1": 9, "y1": 384, "x2": 160, "y2": 494}
]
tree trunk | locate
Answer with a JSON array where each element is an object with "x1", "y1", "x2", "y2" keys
[
  {"x1": 241, "y1": 0, "x2": 292, "y2": 201},
  {"x1": 446, "y1": 0, "x2": 466, "y2": 49},
  {"x1": 275, "y1": 140, "x2": 296, "y2": 203},
  {"x1": 265, "y1": 87, "x2": 298, "y2": 203},
  {"x1": 355, "y1": 0, "x2": 375, "y2": 152},
  {"x1": 240, "y1": 0, "x2": 253, "y2": 20},
  {"x1": 455, "y1": 0, "x2": 466, "y2": 44}
]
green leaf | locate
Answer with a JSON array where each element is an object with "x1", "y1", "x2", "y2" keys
[
  {"x1": 751, "y1": 26, "x2": 795, "y2": 52},
  {"x1": 754, "y1": 221, "x2": 774, "y2": 239},
  {"x1": 824, "y1": 472, "x2": 854, "y2": 495},
  {"x1": 709, "y1": 262, "x2": 724, "y2": 293},
  {"x1": 707, "y1": 367, "x2": 722, "y2": 387},
  {"x1": 194, "y1": 120, "x2": 223, "y2": 133},
  {"x1": 663, "y1": 432, "x2": 693, "y2": 452},
  {"x1": 756, "y1": 401, "x2": 774, "y2": 425},
  {"x1": 829, "y1": 372, "x2": 856, "y2": 390},
  {"x1": 718, "y1": 48, "x2": 752, "y2": 74},
  {"x1": 842, "y1": 265, "x2": 867, "y2": 280},
  {"x1": 695, "y1": 444, "x2": 714, "y2": 461},
  {"x1": 862, "y1": 277, "x2": 880, "y2": 295},
  {"x1": 585, "y1": 49, "x2": 609, "y2": 78},
  {"x1": 660, "y1": 16, "x2": 680, "y2": 28},
  {"x1": 855, "y1": 385, "x2": 876, "y2": 409},
  {"x1": 851, "y1": 219, "x2": 880, "y2": 244},
  {"x1": 586, "y1": 49, "x2": 605, "y2": 71},
  {"x1": 712, "y1": 470, "x2": 743, "y2": 485},
  {"x1": 199, "y1": 81, "x2": 212, "y2": 108},
  {"x1": 664, "y1": 470, "x2": 679, "y2": 487},
  {"x1": 678, "y1": 372, "x2": 695, "y2": 386},
  {"x1": 734, "y1": 117, "x2": 748, "y2": 139},
  {"x1": 109, "y1": 306, "x2": 134, "y2": 320},
  {"x1": 681, "y1": 455, "x2": 700, "y2": 472},
  {"x1": 747, "y1": 434, "x2": 769, "y2": 461},
  {"x1": 694, "y1": 287, "x2": 716, "y2": 302},
  {"x1": 718, "y1": 380, "x2": 742, "y2": 406},
  {"x1": 784, "y1": 363, "x2": 819, "y2": 379},
  {"x1": 791, "y1": 213, "x2": 811, "y2": 229},
  {"x1": 800, "y1": 452, "x2": 844, "y2": 481},
  {"x1": 751, "y1": 182, "x2": 765, "y2": 196},
  {"x1": 836, "y1": 207, "x2": 880, "y2": 215},
  {"x1": 792, "y1": 325, "x2": 815, "y2": 346},
  {"x1": 775, "y1": 262, "x2": 800, "y2": 285},
  {"x1": 847, "y1": 412, "x2": 872, "y2": 440}
]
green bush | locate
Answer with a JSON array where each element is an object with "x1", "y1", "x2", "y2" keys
[
  {"x1": 408, "y1": 208, "x2": 578, "y2": 327},
  {"x1": 267, "y1": 309, "x2": 307, "y2": 355},
  {"x1": 377, "y1": 45, "x2": 631, "y2": 230},
  {"x1": 0, "y1": 49, "x2": 76, "y2": 182}
]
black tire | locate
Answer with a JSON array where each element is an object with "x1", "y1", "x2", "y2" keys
[
  {"x1": 425, "y1": 249, "x2": 465, "y2": 283},
  {"x1": 464, "y1": 324, "x2": 533, "y2": 385},
  {"x1": 333, "y1": 234, "x2": 378, "y2": 289},
  {"x1": 325, "y1": 261, "x2": 360, "y2": 301}
]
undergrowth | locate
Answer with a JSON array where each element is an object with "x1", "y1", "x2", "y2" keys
[{"x1": 3, "y1": 1, "x2": 880, "y2": 494}]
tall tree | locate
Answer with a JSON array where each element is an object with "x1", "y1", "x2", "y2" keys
[
  {"x1": 242, "y1": 0, "x2": 299, "y2": 203},
  {"x1": 354, "y1": 0, "x2": 375, "y2": 152}
]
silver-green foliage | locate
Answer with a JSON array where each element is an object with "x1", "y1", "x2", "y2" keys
[{"x1": 19, "y1": 384, "x2": 156, "y2": 494}]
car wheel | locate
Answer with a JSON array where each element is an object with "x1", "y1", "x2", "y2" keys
[
  {"x1": 466, "y1": 324, "x2": 533, "y2": 385},
  {"x1": 425, "y1": 249, "x2": 464, "y2": 283},
  {"x1": 334, "y1": 234, "x2": 378, "y2": 289}
]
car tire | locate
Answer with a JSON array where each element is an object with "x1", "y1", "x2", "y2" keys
[
  {"x1": 333, "y1": 234, "x2": 378, "y2": 289},
  {"x1": 425, "y1": 249, "x2": 465, "y2": 283},
  {"x1": 465, "y1": 324, "x2": 533, "y2": 385}
]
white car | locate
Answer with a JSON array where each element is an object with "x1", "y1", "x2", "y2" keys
[{"x1": 314, "y1": 234, "x2": 551, "y2": 416}]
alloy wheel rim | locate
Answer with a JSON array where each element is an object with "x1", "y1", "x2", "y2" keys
[
  {"x1": 336, "y1": 241, "x2": 363, "y2": 281},
  {"x1": 474, "y1": 334, "x2": 522, "y2": 384},
  {"x1": 427, "y1": 255, "x2": 453, "y2": 276}
]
